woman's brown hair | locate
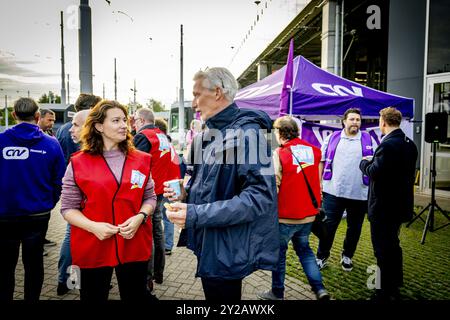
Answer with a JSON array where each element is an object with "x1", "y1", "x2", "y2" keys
[
  {"x1": 273, "y1": 116, "x2": 300, "y2": 141},
  {"x1": 80, "y1": 100, "x2": 135, "y2": 155}
]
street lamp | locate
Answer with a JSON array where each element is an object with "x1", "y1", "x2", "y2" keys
[
  {"x1": 130, "y1": 79, "x2": 137, "y2": 104},
  {"x1": 0, "y1": 90, "x2": 9, "y2": 130},
  {"x1": 130, "y1": 79, "x2": 137, "y2": 114}
]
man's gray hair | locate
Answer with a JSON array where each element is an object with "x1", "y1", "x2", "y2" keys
[
  {"x1": 193, "y1": 67, "x2": 239, "y2": 102},
  {"x1": 136, "y1": 107, "x2": 155, "y2": 124}
]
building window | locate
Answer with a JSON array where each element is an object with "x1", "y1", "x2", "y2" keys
[
  {"x1": 430, "y1": 81, "x2": 450, "y2": 191},
  {"x1": 427, "y1": 0, "x2": 450, "y2": 74},
  {"x1": 342, "y1": 0, "x2": 389, "y2": 91}
]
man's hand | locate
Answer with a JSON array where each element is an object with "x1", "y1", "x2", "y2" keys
[
  {"x1": 89, "y1": 222, "x2": 119, "y2": 241},
  {"x1": 165, "y1": 202, "x2": 187, "y2": 229},
  {"x1": 163, "y1": 180, "x2": 187, "y2": 201}
]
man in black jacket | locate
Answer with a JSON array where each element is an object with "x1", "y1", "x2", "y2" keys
[{"x1": 360, "y1": 107, "x2": 418, "y2": 301}]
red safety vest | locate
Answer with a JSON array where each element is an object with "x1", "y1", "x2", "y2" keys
[
  {"x1": 70, "y1": 150, "x2": 153, "y2": 268},
  {"x1": 140, "y1": 128, "x2": 181, "y2": 195},
  {"x1": 277, "y1": 137, "x2": 322, "y2": 219}
]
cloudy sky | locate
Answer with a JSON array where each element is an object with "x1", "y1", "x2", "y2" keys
[{"x1": 0, "y1": 0, "x2": 304, "y2": 107}]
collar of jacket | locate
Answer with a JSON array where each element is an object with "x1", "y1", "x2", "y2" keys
[
  {"x1": 205, "y1": 103, "x2": 239, "y2": 130},
  {"x1": 138, "y1": 124, "x2": 156, "y2": 133},
  {"x1": 381, "y1": 128, "x2": 403, "y2": 142}
]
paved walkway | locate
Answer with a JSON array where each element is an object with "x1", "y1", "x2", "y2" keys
[
  {"x1": 13, "y1": 202, "x2": 315, "y2": 301},
  {"x1": 414, "y1": 192, "x2": 450, "y2": 211},
  {"x1": 13, "y1": 191, "x2": 449, "y2": 301}
]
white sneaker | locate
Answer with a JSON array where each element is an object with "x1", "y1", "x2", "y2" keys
[
  {"x1": 257, "y1": 290, "x2": 283, "y2": 300},
  {"x1": 340, "y1": 254, "x2": 353, "y2": 271},
  {"x1": 316, "y1": 257, "x2": 328, "y2": 270}
]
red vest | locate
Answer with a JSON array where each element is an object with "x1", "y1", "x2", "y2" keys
[
  {"x1": 140, "y1": 128, "x2": 181, "y2": 195},
  {"x1": 70, "y1": 150, "x2": 153, "y2": 268},
  {"x1": 277, "y1": 137, "x2": 322, "y2": 219}
]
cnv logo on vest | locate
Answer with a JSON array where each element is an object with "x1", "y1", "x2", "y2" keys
[{"x1": 2, "y1": 147, "x2": 29, "y2": 160}]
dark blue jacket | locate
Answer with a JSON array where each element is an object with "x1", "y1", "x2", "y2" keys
[
  {"x1": 185, "y1": 103, "x2": 279, "y2": 279},
  {"x1": 0, "y1": 123, "x2": 66, "y2": 217},
  {"x1": 56, "y1": 122, "x2": 79, "y2": 165},
  {"x1": 360, "y1": 128, "x2": 418, "y2": 223}
]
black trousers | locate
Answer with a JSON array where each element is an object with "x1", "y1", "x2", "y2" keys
[
  {"x1": 147, "y1": 195, "x2": 165, "y2": 282},
  {"x1": 0, "y1": 214, "x2": 49, "y2": 301},
  {"x1": 80, "y1": 261, "x2": 149, "y2": 301},
  {"x1": 317, "y1": 192, "x2": 367, "y2": 260},
  {"x1": 370, "y1": 218, "x2": 403, "y2": 296},
  {"x1": 201, "y1": 277, "x2": 243, "y2": 302}
]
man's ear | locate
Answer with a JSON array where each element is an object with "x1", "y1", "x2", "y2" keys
[
  {"x1": 215, "y1": 87, "x2": 223, "y2": 101},
  {"x1": 95, "y1": 122, "x2": 103, "y2": 133},
  {"x1": 11, "y1": 111, "x2": 18, "y2": 121},
  {"x1": 34, "y1": 111, "x2": 41, "y2": 124}
]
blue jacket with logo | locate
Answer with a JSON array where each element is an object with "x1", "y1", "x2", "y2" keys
[
  {"x1": 185, "y1": 103, "x2": 280, "y2": 279},
  {"x1": 56, "y1": 121, "x2": 79, "y2": 165},
  {"x1": 0, "y1": 123, "x2": 66, "y2": 217}
]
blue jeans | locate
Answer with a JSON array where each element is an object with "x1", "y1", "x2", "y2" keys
[
  {"x1": 317, "y1": 192, "x2": 367, "y2": 260},
  {"x1": 58, "y1": 224, "x2": 72, "y2": 285},
  {"x1": 161, "y1": 198, "x2": 174, "y2": 250},
  {"x1": 272, "y1": 223, "x2": 325, "y2": 298}
]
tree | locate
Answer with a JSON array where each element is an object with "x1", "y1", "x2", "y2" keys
[
  {"x1": 146, "y1": 99, "x2": 166, "y2": 112},
  {"x1": 0, "y1": 107, "x2": 15, "y2": 126},
  {"x1": 126, "y1": 102, "x2": 142, "y2": 116},
  {"x1": 38, "y1": 91, "x2": 61, "y2": 104}
]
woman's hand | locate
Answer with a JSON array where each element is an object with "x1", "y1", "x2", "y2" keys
[
  {"x1": 117, "y1": 215, "x2": 144, "y2": 240},
  {"x1": 89, "y1": 222, "x2": 119, "y2": 241}
]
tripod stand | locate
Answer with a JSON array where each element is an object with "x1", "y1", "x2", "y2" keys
[{"x1": 407, "y1": 141, "x2": 450, "y2": 244}]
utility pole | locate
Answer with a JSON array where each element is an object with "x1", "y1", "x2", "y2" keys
[
  {"x1": 103, "y1": 83, "x2": 105, "y2": 99},
  {"x1": 179, "y1": 24, "x2": 185, "y2": 148},
  {"x1": 79, "y1": 0, "x2": 93, "y2": 93},
  {"x1": 129, "y1": 79, "x2": 137, "y2": 115},
  {"x1": 27, "y1": 90, "x2": 30, "y2": 98},
  {"x1": 133, "y1": 79, "x2": 136, "y2": 105},
  {"x1": 114, "y1": 58, "x2": 117, "y2": 100},
  {"x1": 67, "y1": 74, "x2": 70, "y2": 104},
  {"x1": 4, "y1": 95, "x2": 8, "y2": 129},
  {"x1": 60, "y1": 11, "x2": 67, "y2": 104}
]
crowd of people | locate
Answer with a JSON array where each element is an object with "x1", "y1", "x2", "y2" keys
[{"x1": 0, "y1": 66, "x2": 417, "y2": 302}]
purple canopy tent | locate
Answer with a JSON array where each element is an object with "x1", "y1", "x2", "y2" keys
[{"x1": 235, "y1": 56, "x2": 414, "y2": 119}]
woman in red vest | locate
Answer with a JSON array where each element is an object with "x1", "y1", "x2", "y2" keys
[
  {"x1": 60, "y1": 100, "x2": 156, "y2": 301},
  {"x1": 257, "y1": 116, "x2": 330, "y2": 301}
]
